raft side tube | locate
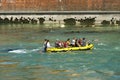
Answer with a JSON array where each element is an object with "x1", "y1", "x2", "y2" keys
[{"x1": 47, "y1": 44, "x2": 94, "y2": 52}]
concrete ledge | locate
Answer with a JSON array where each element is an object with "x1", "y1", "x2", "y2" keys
[{"x1": 0, "y1": 11, "x2": 120, "y2": 15}]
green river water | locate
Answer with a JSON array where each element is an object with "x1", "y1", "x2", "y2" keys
[{"x1": 0, "y1": 24, "x2": 120, "y2": 80}]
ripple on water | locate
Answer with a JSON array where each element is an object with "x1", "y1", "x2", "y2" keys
[
  {"x1": 0, "y1": 61, "x2": 18, "y2": 68},
  {"x1": 98, "y1": 43, "x2": 107, "y2": 46},
  {"x1": 114, "y1": 47, "x2": 120, "y2": 51},
  {"x1": 0, "y1": 59, "x2": 18, "y2": 64},
  {"x1": 113, "y1": 72, "x2": 120, "y2": 80}
]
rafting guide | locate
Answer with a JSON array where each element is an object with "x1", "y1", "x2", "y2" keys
[{"x1": 43, "y1": 39, "x2": 51, "y2": 52}]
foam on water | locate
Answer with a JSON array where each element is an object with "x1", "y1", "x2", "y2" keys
[
  {"x1": 8, "y1": 48, "x2": 40, "y2": 54},
  {"x1": 8, "y1": 49, "x2": 27, "y2": 54},
  {"x1": 114, "y1": 47, "x2": 120, "y2": 50},
  {"x1": 98, "y1": 43, "x2": 107, "y2": 46}
]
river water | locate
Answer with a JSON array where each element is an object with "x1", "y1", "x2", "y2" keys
[{"x1": 0, "y1": 24, "x2": 120, "y2": 80}]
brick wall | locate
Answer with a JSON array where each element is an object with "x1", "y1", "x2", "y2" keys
[{"x1": 0, "y1": 0, "x2": 120, "y2": 11}]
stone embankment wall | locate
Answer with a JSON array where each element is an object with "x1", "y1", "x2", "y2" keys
[{"x1": 0, "y1": 14, "x2": 120, "y2": 25}]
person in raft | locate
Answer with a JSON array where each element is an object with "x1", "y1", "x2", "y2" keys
[
  {"x1": 71, "y1": 37, "x2": 76, "y2": 47},
  {"x1": 81, "y1": 38, "x2": 87, "y2": 46},
  {"x1": 64, "y1": 38, "x2": 71, "y2": 47},
  {"x1": 43, "y1": 39, "x2": 51, "y2": 52}
]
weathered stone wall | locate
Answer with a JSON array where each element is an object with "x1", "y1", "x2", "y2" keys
[{"x1": 0, "y1": 0, "x2": 120, "y2": 11}]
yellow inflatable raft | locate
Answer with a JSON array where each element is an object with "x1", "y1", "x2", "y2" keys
[{"x1": 47, "y1": 44, "x2": 94, "y2": 52}]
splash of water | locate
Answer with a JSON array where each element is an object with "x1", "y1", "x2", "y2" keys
[{"x1": 8, "y1": 48, "x2": 40, "y2": 54}]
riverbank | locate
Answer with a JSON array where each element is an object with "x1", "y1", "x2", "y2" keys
[{"x1": 0, "y1": 14, "x2": 120, "y2": 25}]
